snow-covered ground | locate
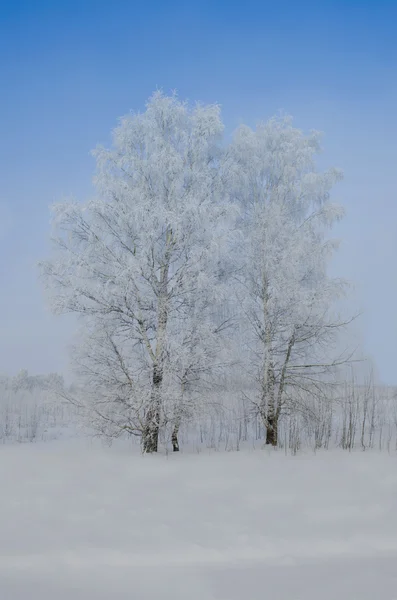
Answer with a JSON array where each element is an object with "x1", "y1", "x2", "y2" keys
[{"x1": 1, "y1": 441, "x2": 397, "y2": 599}]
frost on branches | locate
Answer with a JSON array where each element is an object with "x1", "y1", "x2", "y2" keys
[
  {"x1": 40, "y1": 92, "x2": 232, "y2": 453},
  {"x1": 229, "y1": 118, "x2": 347, "y2": 446},
  {"x1": 41, "y1": 93, "x2": 348, "y2": 452}
]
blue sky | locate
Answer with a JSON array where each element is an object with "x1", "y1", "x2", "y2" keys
[{"x1": 1, "y1": 0, "x2": 396, "y2": 383}]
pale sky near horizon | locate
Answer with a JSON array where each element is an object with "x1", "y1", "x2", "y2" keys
[{"x1": 1, "y1": 0, "x2": 396, "y2": 384}]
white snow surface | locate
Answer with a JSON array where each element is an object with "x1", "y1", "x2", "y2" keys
[{"x1": 1, "y1": 441, "x2": 397, "y2": 599}]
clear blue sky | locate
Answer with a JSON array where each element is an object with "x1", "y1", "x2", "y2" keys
[{"x1": 1, "y1": 0, "x2": 396, "y2": 383}]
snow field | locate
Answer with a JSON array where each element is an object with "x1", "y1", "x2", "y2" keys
[{"x1": 1, "y1": 441, "x2": 396, "y2": 599}]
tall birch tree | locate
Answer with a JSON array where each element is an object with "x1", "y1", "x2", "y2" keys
[{"x1": 41, "y1": 92, "x2": 230, "y2": 453}]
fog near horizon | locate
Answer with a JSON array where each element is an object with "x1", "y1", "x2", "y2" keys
[{"x1": 1, "y1": 0, "x2": 396, "y2": 385}]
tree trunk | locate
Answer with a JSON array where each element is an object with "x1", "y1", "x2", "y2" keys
[
  {"x1": 142, "y1": 365, "x2": 162, "y2": 453},
  {"x1": 171, "y1": 420, "x2": 180, "y2": 452},
  {"x1": 141, "y1": 229, "x2": 173, "y2": 454},
  {"x1": 265, "y1": 415, "x2": 278, "y2": 446},
  {"x1": 142, "y1": 411, "x2": 160, "y2": 453},
  {"x1": 262, "y1": 357, "x2": 278, "y2": 447}
]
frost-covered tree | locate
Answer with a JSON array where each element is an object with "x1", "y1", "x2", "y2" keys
[
  {"x1": 229, "y1": 117, "x2": 348, "y2": 446},
  {"x1": 10, "y1": 369, "x2": 64, "y2": 392},
  {"x1": 41, "y1": 92, "x2": 231, "y2": 453},
  {"x1": 41, "y1": 93, "x2": 352, "y2": 453}
]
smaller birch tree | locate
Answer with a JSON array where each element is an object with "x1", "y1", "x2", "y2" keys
[{"x1": 229, "y1": 117, "x2": 348, "y2": 446}]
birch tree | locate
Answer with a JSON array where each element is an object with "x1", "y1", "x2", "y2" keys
[
  {"x1": 229, "y1": 117, "x2": 347, "y2": 446},
  {"x1": 40, "y1": 92, "x2": 230, "y2": 453}
]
